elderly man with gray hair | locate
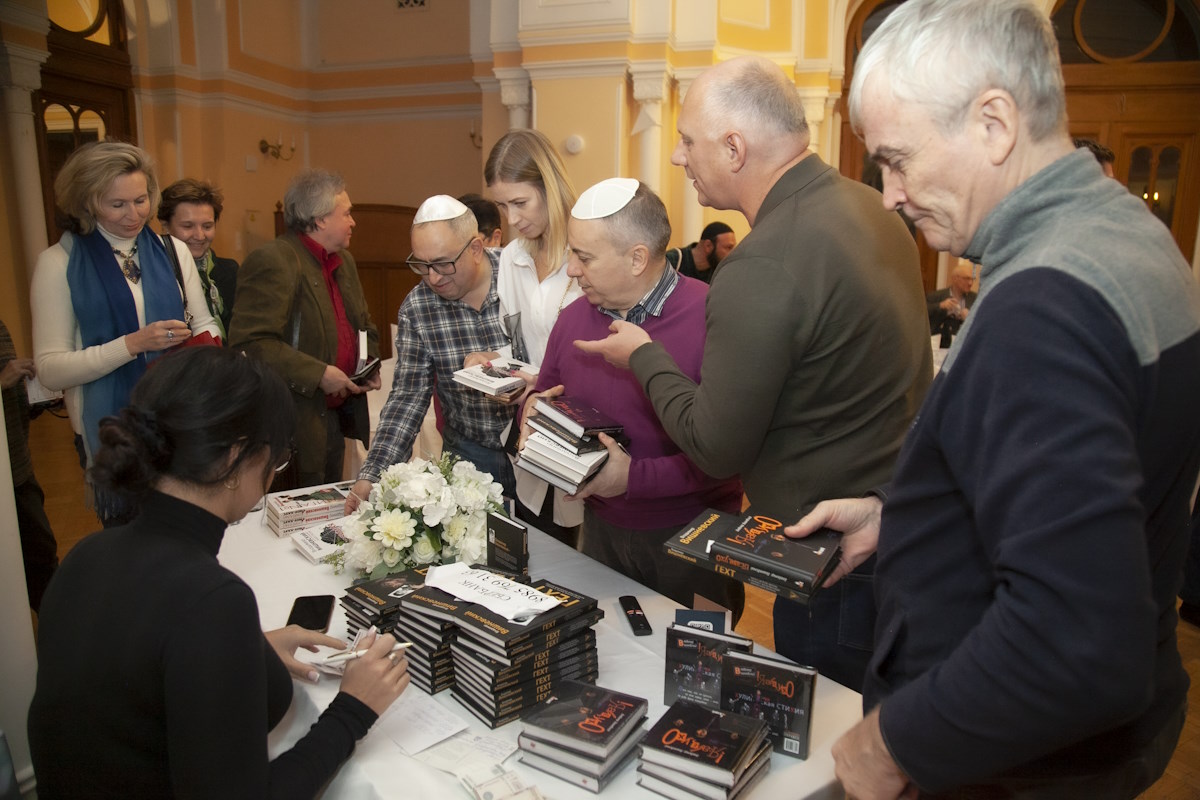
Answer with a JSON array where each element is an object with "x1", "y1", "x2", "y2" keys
[
  {"x1": 785, "y1": 1, "x2": 1200, "y2": 797},
  {"x1": 230, "y1": 168, "x2": 380, "y2": 490}
]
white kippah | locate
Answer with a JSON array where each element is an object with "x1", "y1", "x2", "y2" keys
[
  {"x1": 571, "y1": 177, "x2": 639, "y2": 220},
  {"x1": 414, "y1": 194, "x2": 470, "y2": 224}
]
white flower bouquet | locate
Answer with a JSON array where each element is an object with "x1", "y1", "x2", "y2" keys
[{"x1": 326, "y1": 454, "x2": 503, "y2": 579}]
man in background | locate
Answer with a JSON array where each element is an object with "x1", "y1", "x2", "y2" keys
[
  {"x1": 459, "y1": 193, "x2": 503, "y2": 247},
  {"x1": 793, "y1": 1, "x2": 1200, "y2": 795},
  {"x1": 348, "y1": 196, "x2": 516, "y2": 509},
  {"x1": 524, "y1": 178, "x2": 744, "y2": 618},
  {"x1": 1075, "y1": 137, "x2": 1117, "y2": 178},
  {"x1": 926, "y1": 260, "x2": 976, "y2": 339},
  {"x1": 669, "y1": 221, "x2": 736, "y2": 284},
  {"x1": 577, "y1": 56, "x2": 931, "y2": 690},
  {"x1": 229, "y1": 169, "x2": 380, "y2": 490},
  {"x1": 0, "y1": 318, "x2": 58, "y2": 612}
]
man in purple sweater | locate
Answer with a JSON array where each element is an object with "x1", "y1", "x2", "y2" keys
[{"x1": 520, "y1": 178, "x2": 745, "y2": 619}]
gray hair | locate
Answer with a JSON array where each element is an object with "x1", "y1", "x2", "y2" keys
[
  {"x1": 603, "y1": 181, "x2": 671, "y2": 257},
  {"x1": 848, "y1": 0, "x2": 1066, "y2": 141},
  {"x1": 283, "y1": 169, "x2": 345, "y2": 233},
  {"x1": 705, "y1": 57, "x2": 809, "y2": 141},
  {"x1": 54, "y1": 141, "x2": 160, "y2": 235}
]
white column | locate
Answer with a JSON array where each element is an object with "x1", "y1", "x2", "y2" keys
[
  {"x1": 797, "y1": 87, "x2": 830, "y2": 162},
  {"x1": 630, "y1": 63, "x2": 669, "y2": 194},
  {"x1": 675, "y1": 74, "x2": 702, "y2": 242},
  {"x1": 0, "y1": 42, "x2": 52, "y2": 265},
  {"x1": 495, "y1": 68, "x2": 531, "y2": 130}
]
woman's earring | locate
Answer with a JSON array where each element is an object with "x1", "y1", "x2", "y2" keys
[{"x1": 224, "y1": 475, "x2": 241, "y2": 491}]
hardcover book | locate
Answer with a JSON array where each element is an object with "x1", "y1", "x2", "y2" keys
[
  {"x1": 289, "y1": 519, "x2": 348, "y2": 564},
  {"x1": 452, "y1": 357, "x2": 538, "y2": 398},
  {"x1": 517, "y1": 724, "x2": 644, "y2": 777},
  {"x1": 639, "y1": 700, "x2": 770, "y2": 788},
  {"x1": 526, "y1": 413, "x2": 608, "y2": 455},
  {"x1": 514, "y1": 455, "x2": 592, "y2": 495},
  {"x1": 721, "y1": 650, "x2": 816, "y2": 759},
  {"x1": 453, "y1": 631, "x2": 597, "y2": 690},
  {"x1": 534, "y1": 396, "x2": 623, "y2": 439},
  {"x1": 708, "y1": 512, "x2": 841, "y2": 598},
  {"x1": 663, "y1": 624, "x2": 753, "y2": 709},
  {"x1": 520, "y1": 680, "x2": 649, "y2": 760},
  {"x1": 452, "y1": 607, "x2": 605, "y2": 663},
  {"x1": 486, "y1": 511, "x2": 529, "y2": 576},
  {"x1": 636, "y1": 742, "x2": 770, "y2": 800},
  {"x1": 264, "y1": 481, "x2": 354, "y2": 536},
  {"x1": 518, "y1": 745, "x2": 637, "y2": 794},
  {"x1": 522, "y1": 432, "x2": 609, "y2": 482}
]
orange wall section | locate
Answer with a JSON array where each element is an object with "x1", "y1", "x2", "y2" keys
[{"x1": 313, "y1": 0, "x2": 473, "y2": 65}]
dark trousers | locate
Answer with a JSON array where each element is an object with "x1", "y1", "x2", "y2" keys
[
  {"x1": 772, "y1": 556, "x2": 877, "y2": 691},
  {"x1": 580, "y1": 508, "x2": 745, "y2": 626},
  {"x1": 275, "y1": 411, "x2": 345, "y2": 492},
  {"x1": 1178, "y1": 501, "x2": 1200, "y2": 604},
  {"x1": 14, "y1": 475, "x2": 58, "y2": 612},
  {"x1": 442, "y1": 426, "x2": 516, "y2": 499}
]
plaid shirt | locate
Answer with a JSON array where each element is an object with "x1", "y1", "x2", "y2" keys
[
  {"x1": 597, "y1": 261, "x2": 680, "y2": 324},
  {"x1": 361, "y1": 249, "x2": 514, "y2": 481}
]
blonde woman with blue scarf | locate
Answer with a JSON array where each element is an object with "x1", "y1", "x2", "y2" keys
[{"x1": 31, "y1": 141, "x2": 220, "y2": 525}]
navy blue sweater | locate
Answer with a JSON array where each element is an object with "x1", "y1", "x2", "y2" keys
[{"x1": 868, "y1": 150, "x2": 1200, "y2": 791}]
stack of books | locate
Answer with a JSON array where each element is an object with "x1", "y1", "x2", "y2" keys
[
  {"x1": 265, "y1": 481, "x2": 354, "y2": 537},
  {"x1": 400, "y1": 575, "x2": 604, "y2": 726},
  {"x1": 452, "y1": 356, "x2": 537, "y2": 401},
  {"x1": 663, "y1": 624, "x2": 753, "y2": 709},
  {"x1": 289, "y1": 519, "x2": 348, "y2": 564},
  {"x1": 517, "y1": 680, "x2": 648, "y2": 793},
  {"x1": 517, "y1": 396, "x2": 626, "y2": 493},
  {"x1": 663, "y1": 509, "x2": 842, "y2": 605},
  {"x1": 339, "y1": 569, "x2": 456, "y2": 694},
  {"x1": 636, "y1": 700, "x2": 772, "y2": 800}
]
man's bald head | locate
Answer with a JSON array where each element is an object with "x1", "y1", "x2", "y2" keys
[{"x1": 692, "y1": 56, "x2": 810, "y2": 152}]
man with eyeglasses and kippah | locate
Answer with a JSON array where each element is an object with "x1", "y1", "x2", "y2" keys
[{"x1": 346, "y1": 195, "x2": 516, "y2": 511}]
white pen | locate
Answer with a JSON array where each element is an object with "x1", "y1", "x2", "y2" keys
[{"x1": 323, "y1": 642, "x2": 413, "y2": 664}]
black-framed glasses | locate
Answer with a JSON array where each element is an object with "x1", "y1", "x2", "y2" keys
[{"x1": 406, "y1": 238, "x2": 474, "y2": 276}]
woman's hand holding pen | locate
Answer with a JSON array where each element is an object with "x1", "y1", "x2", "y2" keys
[{"x1": 339, "y1": 629, "x2": 409, "y2": 716}]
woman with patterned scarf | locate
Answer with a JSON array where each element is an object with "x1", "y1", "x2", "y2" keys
[{"x1": 31, "y1": 141, "x2": 221, "y2": 525}]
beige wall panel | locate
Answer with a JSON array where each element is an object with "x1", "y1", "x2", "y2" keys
[
  {"x1": 314, "y1": 0, "x2": 472, "y2": 65},
  {"x1": 534, "y1": 76, "x2": 624, "y2": 199},
  {"x1": 718, "y1": 0, "x2": 791, "y2": 53},
  {"x1": 237, "y1": 0, "x2": 304, "y2": 70}
]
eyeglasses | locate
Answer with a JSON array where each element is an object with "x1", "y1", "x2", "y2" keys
[
  {"x1": 273, "y1": 448, "x2": 293, "y2": 474},
  {"x1": 406, "y1": 238, "x2": 474, "y2": 276}
]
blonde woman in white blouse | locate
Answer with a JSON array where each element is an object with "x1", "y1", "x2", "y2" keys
[{"x1": 481, "y1": 129, "x2": 585, "y2": 543}]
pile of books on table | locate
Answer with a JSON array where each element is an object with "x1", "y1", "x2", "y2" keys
[
  {"x1": 663, "y1": 508, "x2": 842, "y2": 605},
  {"x1": 517, "y1": 396, "x2": 626, "y2": 493},
  {"x1": 400, "y1": 574, "x2": 604, "y2": 727},
  {"x1": 636, "y1": 700, "x2": 771, "y2": 800},
  {"x1": 517, "y1": 680, "x2": 648, "y2": 793},
  {"x1": 265, "y1": 481, "x2": 354, "y2": 537},
  {"x1": 338, "y1": 569, "x2": 456, "y2": 694},
  {"x1": 452, "y1": 356, "x2": 537, "y2": 402}
]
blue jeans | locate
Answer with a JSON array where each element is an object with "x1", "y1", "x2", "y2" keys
[
  {"x1": 441, "y1": 426, "x2": 516, "y2": 499},
  {"x1": 773, "y1": 555, "x2": 876, "y2": 691}
]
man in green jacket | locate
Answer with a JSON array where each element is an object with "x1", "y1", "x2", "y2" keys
[{"x1": 229, "y1": 169, "x2": 380, "y2": 489}]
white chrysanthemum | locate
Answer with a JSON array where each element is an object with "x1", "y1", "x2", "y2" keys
[
  {"x1": 442, "y1": 513, "x2": 469, "y2": 548},
  {"x1": 457, "y1": 513, "x2": 487, "y2": 565},
  {"x1": 370, "y1": 508, "x2": 417, "y2": 551},
  {"x1": 410, "y1": 532, "x2": 439, "y2": 564},
  {"x1": 344, "y1": 537, "x2": 384, "y2": 573}
]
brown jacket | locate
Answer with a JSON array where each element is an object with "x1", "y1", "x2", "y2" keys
[{"x1": 228, "y1": 232, "x2": 379, "y2": 478}]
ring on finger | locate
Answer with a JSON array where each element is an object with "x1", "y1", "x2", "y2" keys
[
  {"x1": 166, "y1": 329, "x2": 175, "y2": 340},
  {"x1": 388, "y1": 653, "x2": 398, "y2": 665}
]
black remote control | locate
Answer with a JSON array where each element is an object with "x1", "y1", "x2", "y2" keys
[{"x1": 619, "y1": 595, "x2": 652, "y2": 636}]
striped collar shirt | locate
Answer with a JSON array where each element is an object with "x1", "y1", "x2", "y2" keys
[{"x1": 597, "y1": 265, "x2": 680, "y2": 326}]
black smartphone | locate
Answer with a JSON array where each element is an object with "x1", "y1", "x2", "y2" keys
[
  {"x1": 351, "y1": 357, "x2": 381, "y2": 385},
  {"x1": 287, "y1": 594, "x2": 336, "y2": 633}
]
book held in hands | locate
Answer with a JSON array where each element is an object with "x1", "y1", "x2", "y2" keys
[{"x1": 452, "y1": 356, "x2": 538, "y2": 399}]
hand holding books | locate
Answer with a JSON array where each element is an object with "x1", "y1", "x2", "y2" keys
[
  {"x1": 455, "y1": 351, "x2": 538, "y2": 405},
  {"x1": 784, "y1": 496, "x2": 883, "y2": 588},
  {"x1": 516, "y1": 386, "x2": 629, "y2": 496}
]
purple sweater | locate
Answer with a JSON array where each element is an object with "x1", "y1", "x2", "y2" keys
[{"x1": 534, "y1": 275, "x2": 742, "y2": 530}]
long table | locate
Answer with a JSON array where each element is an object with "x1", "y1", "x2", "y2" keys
[{"x1": 218, "y1": 507, "x2": 862, "y2": 799}]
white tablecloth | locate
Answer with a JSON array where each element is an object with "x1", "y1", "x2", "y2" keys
[{"x1": 218, "y1": 507, "x2": 862, "y2": 799}]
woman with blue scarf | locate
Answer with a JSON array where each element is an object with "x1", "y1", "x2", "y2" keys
[{"x1": 31, "y1": 141, "x2": 221, "y2": 525}]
